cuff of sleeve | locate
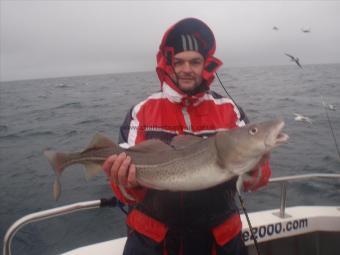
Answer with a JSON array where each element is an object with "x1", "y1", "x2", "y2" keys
[
  {"x1": 243, "y1": 160, "x2": 271, "y2": 192},
  {"x1": 110, "y1": 181, "x2": 147, "y2": 205}
]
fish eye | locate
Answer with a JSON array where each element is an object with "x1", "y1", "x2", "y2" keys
[{"x1": 249, "y1": 127, "x2": 258, "y2": 135}]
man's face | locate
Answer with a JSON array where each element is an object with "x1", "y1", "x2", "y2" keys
[{"x1": 171, "y1": 51, "x2": 205, "y2": 92}]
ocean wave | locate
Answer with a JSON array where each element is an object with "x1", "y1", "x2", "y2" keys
[
  {"x1": 55, "y1": 102, "x2": 82, "y2": 109},
  {"x1": 27, "y1": 130, "x2": 55, "y2": 137},
  {"x1": 0, "y1": 129, "x2": 55, "y2": 139},
  {"x1": 0, "y1": 133, "x2": 19, "y2": 139},
  {"x1": 75, "y1": 118, "x2": 103, "y2": 125},
  {"x1": 64, "y1": 130, "x2": 78, "y2": 137},
  {"x1": 322, "y1": 154, "x2": 340, "y2": 164},
  {"x1": 1, "y1": 64, "x2": 340, "y2": 255},
  {"x1": 0, "y1": 125, "x2": 8, "y2": 133},
  {"x1": 245, "y1": 108, "x2": 259, "y2": 114},
  {"x1": 55, "y1": 83, "x2": 72, "y2": 88},
  {"x1": 279, "y1": 97, "x2": 295, "y2": 102}
]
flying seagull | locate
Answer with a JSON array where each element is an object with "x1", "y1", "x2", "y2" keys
[
  {"x1": 301, "y1": 28, "x2": 311, "y2": 33},
  {"x1": 321, "y1": 96, "x2": 336, "y2": 111},
  {"x1": 294, "y1": 113, "x2": 312, "y2": 124},
  {"x1": 273, "y1": 26, "x2": 279, "y2": 31},
  {"x1": 328, "y1": 104, "x2": 336, "y2": 111},
  {"x1": 285, "y1": 53, "x2": 303, "y2": 69}
]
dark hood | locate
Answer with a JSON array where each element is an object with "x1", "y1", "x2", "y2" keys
[{"x1": 156, "y1": 18, "x2": 223, "y2": 97}]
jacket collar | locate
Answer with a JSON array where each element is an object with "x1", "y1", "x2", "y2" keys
[{"x1": 162, "y1": 82, "x2": 206, "y2": 106}]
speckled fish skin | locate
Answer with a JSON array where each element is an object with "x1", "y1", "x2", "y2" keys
[{"x1": 44, "y1": 119, "x2": 288, "y2": 200}]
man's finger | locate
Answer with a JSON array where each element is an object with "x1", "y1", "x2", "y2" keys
[
  {"x1": 127, "y1": 164, "x2": 138, "y2": 188},
  {"x1": 111, "y1": 152, "x2": 127, "y2": 182},
  {"x1": 117, "y1": 156, "x2": 132, "y2": 185},
  {"x1": 102, "y1": 155, "x2": 117, "y2": 176}
]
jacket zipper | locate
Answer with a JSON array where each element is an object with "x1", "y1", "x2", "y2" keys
[{"x1": 181, "y1": 99, "x2": 192, "y2": 132}]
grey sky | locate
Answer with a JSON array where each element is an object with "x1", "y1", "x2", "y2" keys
[{"x1": 1, "y1": 0, "x2": 340, "y2": 81}]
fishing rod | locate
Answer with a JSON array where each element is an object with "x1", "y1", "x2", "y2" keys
[
  {"x1": 321, "y1": 96, "x2": 340, "y2": 159},
  {"x1": 238, "y1": 194, "x2": 261, "y2": 254},
  {"x1": 215, "y1": 72, "x2": 239, "y2": 106},
  {"x1": 215, "y1": 72, "x2": 261, "y2": 255}
]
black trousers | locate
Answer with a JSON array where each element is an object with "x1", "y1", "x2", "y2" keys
[{"x1": 123, "y1": 230, "x2": 248, "y2": 255}]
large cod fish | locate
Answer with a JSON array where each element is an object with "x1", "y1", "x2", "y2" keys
[{"x1": 44, "y1": 119, "x2": 288, "y2": 201}]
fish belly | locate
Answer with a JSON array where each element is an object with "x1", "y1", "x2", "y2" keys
[{"x1": 136, "y1": 150, "x2": 234, "y2": 191}]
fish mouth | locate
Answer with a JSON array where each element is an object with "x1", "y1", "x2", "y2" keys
[
  {"x1": 276, "y1": 132, "x2": 289, "y2": 144},
  {"x1": 265, "y1": 120, "x2": 289, "y2": 149}
]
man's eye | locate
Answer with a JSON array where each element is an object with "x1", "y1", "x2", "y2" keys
[{"x1": 191, "y1": 60, "x2": 203, "y2": 65}]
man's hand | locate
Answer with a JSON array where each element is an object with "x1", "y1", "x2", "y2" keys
[{"x1": 102, "y1": 152, "x2": 139, "y2": 188}]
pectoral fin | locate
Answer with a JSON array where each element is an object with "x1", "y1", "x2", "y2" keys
[{"x1": 84, "y1": 162, "x2": 103, "y2": 180}]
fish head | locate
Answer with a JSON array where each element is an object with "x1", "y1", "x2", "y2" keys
[
  {"x1": 260, "y1": 119, "x2": 289, "y2": 151},
  {"x1": 216, "y1": 119, "x2": 289, "y2": 171}
]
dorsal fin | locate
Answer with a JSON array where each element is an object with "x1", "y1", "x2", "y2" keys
[
  {"x1": 82, "y1": 133, "x2": 116, "y2": 152},
  {"x1": 127, "y1": 139, "x2": 173, "y2": 153},
  {"x1": 170, "y1": 135, "x2": 204, "y2": 149}
]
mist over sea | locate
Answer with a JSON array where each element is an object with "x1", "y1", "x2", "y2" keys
[{"x1": 1, "y1": 64, "x2": 339, "y2": 254}]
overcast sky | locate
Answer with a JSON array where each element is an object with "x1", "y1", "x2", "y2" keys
[{"x1": 1, "y1": 0, "x2": 340, "y2": 81}]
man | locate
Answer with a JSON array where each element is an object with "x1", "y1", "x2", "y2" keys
[{"x1": 103, "y1": 18, "x2": 271, "y2": 255}]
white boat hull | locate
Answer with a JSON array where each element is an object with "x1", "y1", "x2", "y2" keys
[{"x1": 62, "y1": 206, "x2": 340, "y2": 255}]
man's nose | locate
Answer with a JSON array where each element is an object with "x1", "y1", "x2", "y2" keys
[{"x1": 182, "y1": 62, "x2": 193, "y2": 73}]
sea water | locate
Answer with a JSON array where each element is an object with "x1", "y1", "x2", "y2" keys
[{"x1": 1, "y1": 64, "x2": 339, "y2": 254}]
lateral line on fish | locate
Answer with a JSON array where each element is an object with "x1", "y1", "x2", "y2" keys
[
  {"x1": 135, "y1": 145, "x2": 212, "y2": 168},
  {"x1": 64, "y1": 157, "x2": 106, "y2": 165}
]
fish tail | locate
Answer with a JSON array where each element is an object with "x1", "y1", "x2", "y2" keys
[
  {"x1": 44, "y1": 150, "x2": 68, "y2": 176},
  {"x1": 53, "y1": 177, "x2": 61, "y2": 201},
  {"x1": 44, "y1": 150, "x2": 68, "y2": 201}
]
